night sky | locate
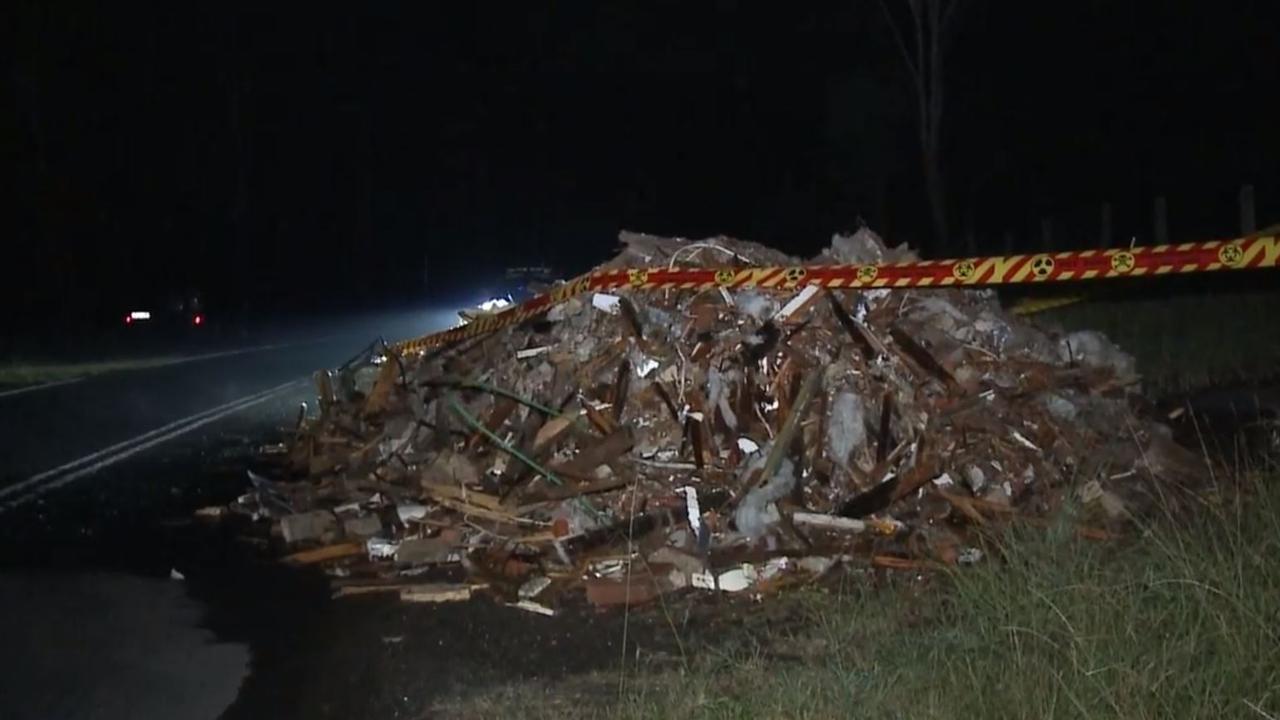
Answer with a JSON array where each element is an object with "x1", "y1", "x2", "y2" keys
[{"x1": 7, "y1": 1, "x2": 1279, "y2": 334}]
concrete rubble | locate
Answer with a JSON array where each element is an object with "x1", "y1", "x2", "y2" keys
[{"x1": 210, "y1": 228, "x2": 1212, "y2": 611}]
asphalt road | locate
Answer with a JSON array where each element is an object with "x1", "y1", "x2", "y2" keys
[
  {"x1": 0, "y1": 572, "x2": 252, "y2": 720},
  {"x1": 0, "y1": 334, "x2": 371, "y2": 491},
  {"x1": 0, "y1": 302, "x2": 458, "y2": 489},
  {"x1": 0, "y1": 314, "x2": 664, "y2": 720},
  {"x1": 0, "y1": 317, "x2": 441, "y2": 720}
]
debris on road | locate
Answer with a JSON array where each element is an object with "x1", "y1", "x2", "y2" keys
[{"x1": 212, "y1": 229, "x2": 1211, "y2": 611}]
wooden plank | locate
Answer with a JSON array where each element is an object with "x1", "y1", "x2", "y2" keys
[
  {"x1": 532, "y1": 410, "x2": 580, "y2": 451},
  {"x1": 889, "y1": 325, "x2": 958, "y2": 389},
  {"x1": 618, "y1": 297, "x2": 646, "y2": 339},
  {"x1": 551, "y1": 428, "x2": 634, "y2": 480},
  {"x1": 610, "y1": 360, "x2": 631, "y2": 423},
  {"x1": 871, "y1": 555, "x2": 936, "y2": 571},
  {"x1": 362, "y1": 355, "x2": 402, "y2": 416},
  {"x1": 583, "y1": 402, "x2": 619, "y2": 436},
  {"x1": 420, "y1": 481, "x2": 503, "y2": 511},
  {"x1": 791, "y1": 512, "x2": 867, "y2": 533},
  {"x1": 432, "y1": 496, "x2": 534, "y2": 525},
  {"x1": 825, "y1": 291, "x2": 880, "y2": 359},
  {"x1": 284, "y1": 542, "x2": 365, "y2": 565},
  {"x1": 332, "y1": 581, "x2": 486, "y2": 601},
  {"x1": 400, "y1": 584, "x2": 480, "y2": 603},
  {"x1": 466, "y1": 395, "x2": 517, "y2": 451},
  {"x1": 529, "y1": 475, "x2": 630, "y2": 503}
]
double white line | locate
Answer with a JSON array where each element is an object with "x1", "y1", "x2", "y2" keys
[{"x1": 0, "y1": 379, "x2": 306, "y2": 512}]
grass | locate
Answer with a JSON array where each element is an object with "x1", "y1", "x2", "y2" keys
[
  {"x1": 438, "y1": 467, "x2": 1280, "y2": 719},
  {"x1": 1018, "y1": 282, "x2": 1280, "y2": 394},
  {"x1": 0, "y1": 356, "x2": 185, "y2": 386}
]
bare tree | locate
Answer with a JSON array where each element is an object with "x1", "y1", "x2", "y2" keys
[{"x1": 877, "y1": 0, "x2": 965, "y2": 248}]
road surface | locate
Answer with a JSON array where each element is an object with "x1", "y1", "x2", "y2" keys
[
  {"x1": 0, "y1": 326, "x2": 404, "y2": 720},
  {"x1": 0, "y1": 320, "x2": 658, "y2": 720},
  {"x1": 0, "y1": 334, "x2": 376, "y2": 500}
]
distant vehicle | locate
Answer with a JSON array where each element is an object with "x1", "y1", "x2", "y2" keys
[
  {"x1": 457, "y1": 265, "x2": 560, "y2": 324},
  {"x1": 457, "y1": 294, "x2": 514, "y2": 323},
  {"x1": 122, "y1": 291, "x2": 207, "y2": 333},
  {"x1": 504, "y1": 265, "x2": 557, "y2": 302}
]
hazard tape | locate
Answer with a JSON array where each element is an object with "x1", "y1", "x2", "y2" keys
[{"x1": 394, "y1": 234, "x2": 1278, "y2": 355}]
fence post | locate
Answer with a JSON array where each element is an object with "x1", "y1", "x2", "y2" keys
[
  {"x1": 1002, "y1": 230, "x2": 1014, "y2": 255},
  {"x1": 1240, "y1": 184, "x2": 1256, "y2": 235},
  {"x1": 1040, "y1": 218, "x2": 1053, "y2": 251},
  {"x1": 1100, "y1": 202, "x2": 1113, "y2": 248},
  {"x1": 1153, "y1": 196, "x2": 1169, "y2": 245}
]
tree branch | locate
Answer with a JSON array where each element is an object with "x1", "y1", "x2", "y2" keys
[
  {"x1": 928, "y1": 0, "x2": 945, "y2": 148},
  {"x1": 875, "y1": 0, "x2": 921, "y2": 78},
  {"x1": 875, "y1": 0, "x2": 928, "y2": 143},
  {"x1": 941, "y1": 0, "x2": 965, "y2": 42},
  {"x1": 910, "y1": 0, "x2": 927, "y2": 104}
]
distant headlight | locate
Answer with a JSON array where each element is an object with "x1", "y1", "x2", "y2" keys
[{"x1": 477, "y1": 296, "x2": 512, "y2": 313}]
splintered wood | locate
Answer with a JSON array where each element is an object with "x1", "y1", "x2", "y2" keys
[{"x1": 218, "y1": 228, "x2": 1205, "y2": 611}]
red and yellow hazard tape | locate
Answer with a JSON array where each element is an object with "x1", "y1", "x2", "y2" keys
[{"x1": 394, "y1": 234, "x2": 1278, "y2": 355}]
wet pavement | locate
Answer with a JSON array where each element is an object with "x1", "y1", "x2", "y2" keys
[
  {"x1": 0, "y1": 416, "x2": 664, "y2": 719},
  {"x1": 0, "y1": 334, "x2": 365, "y2": 486},
  {"x1": 1, "y1": 572, "x2": 250, "y2": 720},
  {"x1": 0, "y1": 379, "x2": 292, "y2": 720},
  {"x1": 0, "y1": 324, "x2": 666, "y2": 719}
]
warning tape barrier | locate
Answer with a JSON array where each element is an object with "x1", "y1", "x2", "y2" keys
[{"x1": 394, "y1": 234, "x2": 1278, "y2": 355}]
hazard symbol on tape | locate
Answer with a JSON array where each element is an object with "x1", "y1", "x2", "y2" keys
[
  {"x1": 1030, "y1": 255, "x2": 1055, "y2": 278},
  {"x1": 1110, "y1": 251, "x2": 1135, "y2": 273},
  {"x1": 1218, "y1": 243, "x2": 1245, "y2": 267}
]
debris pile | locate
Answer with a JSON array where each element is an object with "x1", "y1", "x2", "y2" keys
[{"x1": 218, "y1": 229, "x2": 1210, "y2": 612}]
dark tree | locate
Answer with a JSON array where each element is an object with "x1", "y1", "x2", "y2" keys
[{"x1": 877, "y1": 0, "x2": 965, "y2": 248}]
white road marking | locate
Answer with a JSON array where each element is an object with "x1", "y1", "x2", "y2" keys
[
  {"x1": 133, "y1": 343, "x2": 283, "y2": 366},
  {"x1": 0, "y1": 338, "x2": 327, "y2": 402},
  {"x1": 0, "y1": 379, "x2": 305, "y2": 512},
  {"x1": 0, "y1": 380, "x2": 295, "y2": 501},
  {"x1": 0, "y1": 377, "x2": 85, "y2": 399}
]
